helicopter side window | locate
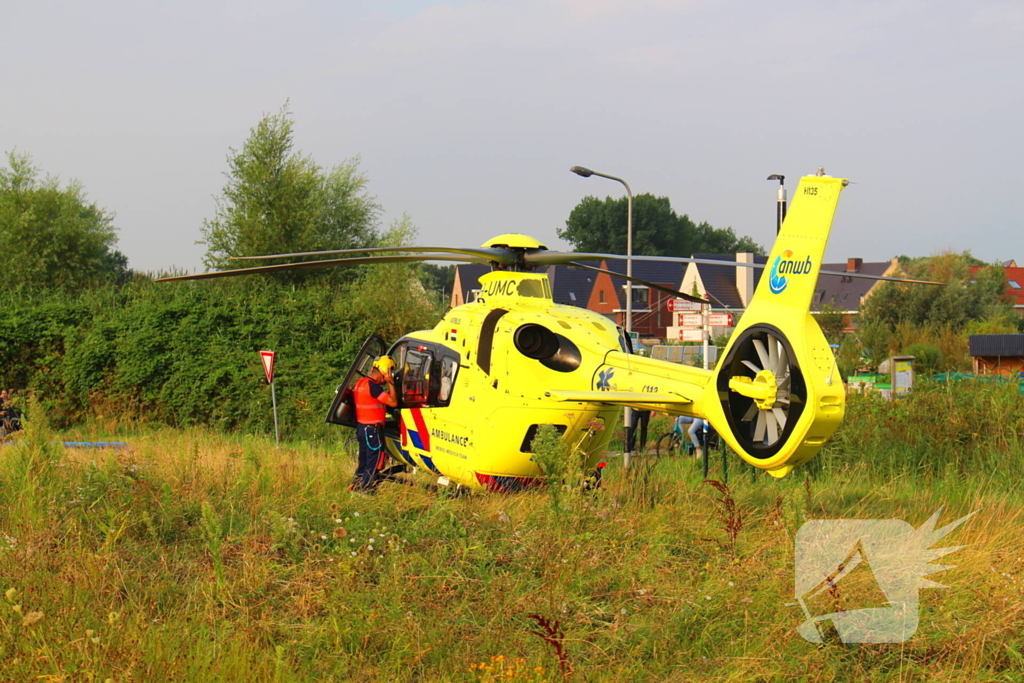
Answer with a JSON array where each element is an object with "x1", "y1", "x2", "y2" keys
[
  {"x1": 401, "y1": 349, "x2": 433, "y2": 408},
  {"x1": 437, "y1": 356, "x2": 459, "y2": 405}
]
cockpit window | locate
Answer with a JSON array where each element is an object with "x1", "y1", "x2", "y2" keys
[{"x1": 517, "y1": 279, "x2": 547, "y2": 298}]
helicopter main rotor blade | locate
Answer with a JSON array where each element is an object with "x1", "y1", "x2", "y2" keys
[
  {"x1": 563, "y1": 261, "x2": 709, "y2": 304},
  {"x1": 156, "y1": 253, "x2": 491, "y2": 283},
  {"x1": 525, "y1": 251, "x2": 944, "y2": 285},
  {"x1": 230, "y1": 245, "x2": 518, "y2": 267}
]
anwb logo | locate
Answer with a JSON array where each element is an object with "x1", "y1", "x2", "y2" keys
[
  {"x1": 768, "y1": 250, "x2": 813, "y2": 294},
  {"x1": 790, "y1": 508, "x2": 977, "y2": 643}
]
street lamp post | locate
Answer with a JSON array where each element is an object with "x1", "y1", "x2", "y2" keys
[
  {"x1": 570, "y1": 165, "x2": 635, "y2": 467},
  {"x1": 767, "y1": 174, "x2": 786, "y2": 235}
]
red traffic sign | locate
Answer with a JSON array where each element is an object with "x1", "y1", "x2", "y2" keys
[
  {"x1": 260, "y1": 350, "x2": 276, "y2": 384},
  {"x1": 668, "y1": 298, "x2": 705, "y2": 312},
  {"x1": 707, "y1": 313, "x2": 734, "y2": 327},
  {"x1": 678, "y1": 328, "x2": 708, "y2": 342},
  {"x1": 680, "y1": 313, "x2": 704, "y2": 327}
]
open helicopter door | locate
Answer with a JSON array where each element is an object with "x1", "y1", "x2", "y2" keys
[{"x1": 325, "y1": 334, "x2": 389, "y2": 427}]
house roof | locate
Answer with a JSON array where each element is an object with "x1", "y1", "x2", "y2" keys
[
  {"x1": 595, "y1": 259, "x2": 688, "y2": 306},
  {"x1": 969, "y1": 334, "x2": 1024, "y2": 357},
  {"x1": 691, "y1": 254, "x2": 769, "y2": 309},
  {"x1": 812, "y1": 260, "x2": 896, "y2": 312},
  {"x1": 547, "y1": 264, "x2": 597, "y2": 306}
]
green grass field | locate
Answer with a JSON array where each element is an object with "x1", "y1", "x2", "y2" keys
[{"x1": 1, "y1": 386, "x2": 1022, "y2": 682}]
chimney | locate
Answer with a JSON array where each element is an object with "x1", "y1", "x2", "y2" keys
[
  {"x1": 737, "y1": 252, "x2": 754, "y2": 307},
  {"x1": 847, "y1": 258, "x2": 862, "y2": 273}
]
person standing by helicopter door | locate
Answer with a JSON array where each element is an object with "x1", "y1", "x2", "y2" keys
[{"x1": 352, "y1": 356, "x2": 398, "y2": 491}]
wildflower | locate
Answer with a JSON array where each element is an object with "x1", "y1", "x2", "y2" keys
[
  {"x1": 108, "y1": 611, "x2": 119, "y2": 625},
  {"x1": 705, "y1": 595, "x2": 712, "y2": 601},
  {"x1": 12, "y1": 604, "x2": 21, "y2": 613},
  {"x1": 728, "y1": 581, "x2": 734, "y2": 587},
  {"x1": 320, "y1": 534, "x2": 327, "y2": 540},
  {"x1": 22, "y1": 611, "x2": 43, "y2": 626},
  {"x1": 335, "y1": 518, "x2": 343, "y2": 524},
  {"x1": 4, "y1": 588, "x2": 15, "y2": 601},
  {"x1": 353, "y1": 511, "x2": 360, "y2": 517}
]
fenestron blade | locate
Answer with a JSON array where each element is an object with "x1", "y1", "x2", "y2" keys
[
  {"x1": 753, "y1": 339, "x2": 771, "y2": 371},
  {"x1": 742, "y1": 360, "x2": 762, "y2": 375},
  {"x1": 231, "y1": 245, "x2": 517, "y2": 266},
  {"x1": 767, "y1": 411, "x2": 779, "y2": 443},
  {"x1": 754, "y1": 411, "x2": 767, "y2": 442},
  {"x1": 156, "y1": 253, "x2": 491, "y2": 283}
]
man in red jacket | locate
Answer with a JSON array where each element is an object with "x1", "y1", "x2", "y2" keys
[{"x1": 352, "y1": 356, "x2": 398, "y2": 491}]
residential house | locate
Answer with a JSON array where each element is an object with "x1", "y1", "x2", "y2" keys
[
  {"x1": 586, "y1": 259, "x2": 687, "y2": 339},
  {"x1": 969, "y1": 263, "x2": 1024, "y2": 318},
  {"x1": 812, "y1": 258, "x2": 902, "y2": 330}
]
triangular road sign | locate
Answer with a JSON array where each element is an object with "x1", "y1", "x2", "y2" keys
[{"x1": 260, "y1": 350, "x2": 275, "y2": 384}]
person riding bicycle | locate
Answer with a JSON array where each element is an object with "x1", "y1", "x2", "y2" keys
[{"x1": 674, "y1": 415, "x2": 706, "y2": 459}]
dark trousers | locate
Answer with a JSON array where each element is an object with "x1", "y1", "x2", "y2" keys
[
  {"x1": 355, "y1": 423, "x2": 385, "y2": 489},
  {"x1": 626, "y1": 409, "x2": 651, "y2": 454}
]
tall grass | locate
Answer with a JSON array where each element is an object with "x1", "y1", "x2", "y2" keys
[{"x1": 0, "y1": 385, "x2": 1021, "y2": 681}]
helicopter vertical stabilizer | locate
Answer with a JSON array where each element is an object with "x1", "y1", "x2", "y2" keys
[{"x1": 701, "y1": 174, "x2": 848, "y2": 477}]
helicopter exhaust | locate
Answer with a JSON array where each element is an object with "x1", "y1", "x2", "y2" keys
[{"x1": 513, "y1": 324, "x2": 582, "y2": 373}]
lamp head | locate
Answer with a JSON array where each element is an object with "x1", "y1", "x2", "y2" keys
[{"x1": 570, "y1": 166, "x2": 594, "y2": 178}]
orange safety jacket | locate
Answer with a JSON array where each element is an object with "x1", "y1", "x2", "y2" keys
[{"x1": 353, "y1": 377, "x2": 388, "y2": 425}]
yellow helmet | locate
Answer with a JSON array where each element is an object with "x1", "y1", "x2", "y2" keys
[{"x1": 372, "y1": 355, "x2": 395, "y2": 374}]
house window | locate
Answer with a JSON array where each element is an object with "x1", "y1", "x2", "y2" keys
[
  {"x1": 1009, "y1": 280, "x2": 1021, "y2": 289},
  {"x1": 599, "y1": 291, "x2": 605, "y2": 303},
  {"x1": 631, "y1": 287, "x2": 647, "y2": 305},
  {"x1": 814, "y1": 289, "x2": 825, "y2": 303},
  {"x1": 569, "y1": 292, "x2": 576, "y2": 302}
]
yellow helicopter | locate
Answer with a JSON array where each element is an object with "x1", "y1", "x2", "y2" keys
[{"x1": 158, "y1": 174, "x2": 933, "y2": 491}]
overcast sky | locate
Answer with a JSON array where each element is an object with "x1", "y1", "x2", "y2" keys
[{"x1": 3, "y1": 0, "x2": 1022, "y2": 274}]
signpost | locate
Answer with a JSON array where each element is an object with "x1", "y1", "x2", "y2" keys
[
  {"x1": 670, "y1": 301, "x2": 734, "y2": 372},
  {"x1": 260, "y1": 350, "x2": 280, "y2": 447},
  {"x1": 707, "y1": 313, "x2": 733, "y2": 327},
  {"x1": 679, "y1": 328, "x2": 708, "y2": 342},
  {"x1": 668, "y1": 298, "x2": 704, "y2": 312}
]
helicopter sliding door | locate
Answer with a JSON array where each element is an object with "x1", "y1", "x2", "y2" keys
[{"x1": 325, "y1": 334, "x2": 388, "y2": 427}]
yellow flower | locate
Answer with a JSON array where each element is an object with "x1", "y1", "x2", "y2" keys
[{"x1": 4, "y1": 588, "x2": 15, "y2": 602}]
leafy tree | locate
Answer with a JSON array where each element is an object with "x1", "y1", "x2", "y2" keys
[
  {"x1": 559, "y1": 193, "x2": 764, "y2": 257},
  {"x1": 859, "y1": 252, "x2": 1014, "y2": 331},
  {"x1": 0, "y1": 152, "x2": 128, "y2": 289},
  {"x1": 200, "y1": 104, "x2": 381, "y2": 282},
  {"x1": 812, "y1": 303, "x2": 847, "y2": 344}
]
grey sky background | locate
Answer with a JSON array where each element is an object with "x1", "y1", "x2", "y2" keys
[{"x1": 3, "y1": 0, "x2": 1021, "y2": 275}]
